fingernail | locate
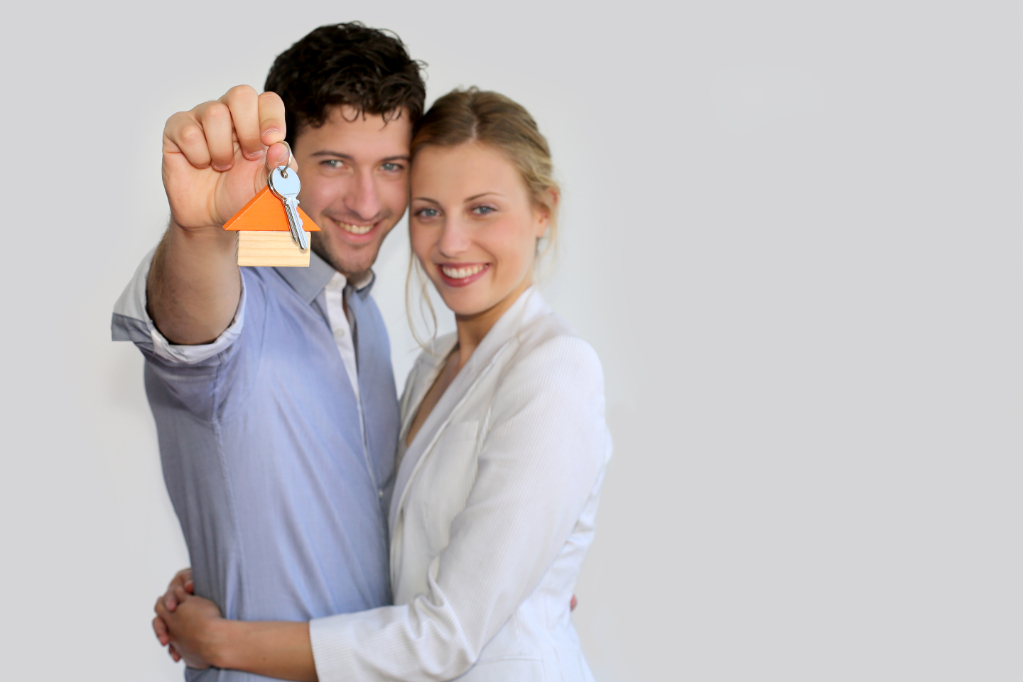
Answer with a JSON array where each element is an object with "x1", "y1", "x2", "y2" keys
[
  {"x1": 211, "y1": 163, "x2": 232, "y2": 172},
  {"x1": 262, "y1": 127, "x2": 280, "y2": 138},
  {"x1": 244, "y1": 149, "x2": 263, "y2": 160}
]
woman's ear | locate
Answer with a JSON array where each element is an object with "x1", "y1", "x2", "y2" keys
[{"x1": 535, "y1": 188, "x2": 560, "y2": 238}]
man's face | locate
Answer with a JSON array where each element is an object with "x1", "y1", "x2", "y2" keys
[{"x1": 292, "y1": 105, "x2": 412, "y2": 278}]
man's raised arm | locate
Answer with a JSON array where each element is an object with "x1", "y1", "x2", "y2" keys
[{"x1": 147, "y1": 85, "x2": 292, "y2": 345}]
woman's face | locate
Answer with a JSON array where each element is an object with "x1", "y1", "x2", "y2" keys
[{"x1": 410, "y1": 142, "x2": 550, "y2": 319}]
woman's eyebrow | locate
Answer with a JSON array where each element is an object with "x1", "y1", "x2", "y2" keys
[
  {"x1": 464, "y1": 192, "x2": 504, "y2": 202},
  {"x1": 412, "y1": 192, "x2": 505, "y2": 204}
]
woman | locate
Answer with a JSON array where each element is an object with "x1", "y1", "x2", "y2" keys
[{"x1": 158, "y1": 88, "x2": 611, "y2": 682}]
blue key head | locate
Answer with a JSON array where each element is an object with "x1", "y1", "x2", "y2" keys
[{"x1": 268, "y1": 166, "x2": 301, "y2": 199}]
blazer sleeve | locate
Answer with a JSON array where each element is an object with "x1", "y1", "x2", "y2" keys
[{"x1": 309, "y1": 334, "x2": 611, "y2": 681}]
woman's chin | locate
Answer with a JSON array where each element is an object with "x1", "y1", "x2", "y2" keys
[
  {"x1": 437, "y1": 291, "x2": 491, "y2": 318},
  {"x1": 432, "y1": 272, "x2": 534, "y2": 321}
]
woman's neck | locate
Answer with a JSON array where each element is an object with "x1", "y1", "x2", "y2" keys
[{"x1": 452, "y1": 277, "x2": 533, "y2": 369}]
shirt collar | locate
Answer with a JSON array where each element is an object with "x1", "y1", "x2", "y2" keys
[{"x1": 273, "y1": 250, "x2": 375, "y2": 304}]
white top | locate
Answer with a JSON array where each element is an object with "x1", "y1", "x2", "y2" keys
[
  {"x1": 310, "y1": 288, "x2": 611, "y2": 682},
  {"x1": 323, "y1": 271, "x2": 360, "y2": 405}
]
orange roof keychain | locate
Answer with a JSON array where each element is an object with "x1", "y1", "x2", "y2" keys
[{"x1": 223, "y1": 142, "x2": 320, "y2": 267}]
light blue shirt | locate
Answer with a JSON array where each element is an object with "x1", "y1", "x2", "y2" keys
[{"x1": 112, "y1": 251, "x2": 399, "y2": 682}]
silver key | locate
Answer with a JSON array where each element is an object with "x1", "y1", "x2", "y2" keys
[{"x1": 268, "y1": 166, "x2": 308, "y2": 250}]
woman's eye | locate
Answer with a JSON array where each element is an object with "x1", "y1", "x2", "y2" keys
[
  {"x1": 415, "y1": 207, "x2": 440, "y2": 219},
  {"x1": 472, "y1": 205, "x2": 496, "y2": 215}
]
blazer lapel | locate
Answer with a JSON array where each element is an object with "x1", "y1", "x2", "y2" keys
[
  {"x1": 388, "y1": 338, "x2": 516, "y2": 534},
  {"x1": 390, "y1": 334, "x2": 457, "y2": 510},
  {"x1": 387, "y1": 288, "x2": 547, "y2": 533}
]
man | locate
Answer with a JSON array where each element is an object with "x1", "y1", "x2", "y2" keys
[{"x1": 112, "y1": 22, "x2": 425, "y2": 680}]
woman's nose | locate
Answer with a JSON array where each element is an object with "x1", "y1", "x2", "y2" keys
[{"x1": 437, "y1": 218, "x2": 471, "y2": 258}]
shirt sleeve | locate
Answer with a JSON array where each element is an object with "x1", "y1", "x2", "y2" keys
[
  {"x1": 308, "y1": 335, "x2": 612, "y2": 682},
  {"x1": 111, "y1": 248, "x2": 266, "y2": 423},
  {"x1": 110, "y1": 247, "x2": 246, "y2": 364}
]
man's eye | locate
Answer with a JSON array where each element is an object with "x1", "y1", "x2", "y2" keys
[
  {"x1": 382, "y1": 162, "x2": 404, "y2": 172},
  {"x1": 322, "y1": 159, "x2": 344, "y2": 169}
]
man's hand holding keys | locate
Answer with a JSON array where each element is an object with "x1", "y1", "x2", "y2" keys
[
  {"x1": 162, "y1": 85, "x2": 296, "y2": 231},
  {"x1": 150, "y1": 85, "x2": 298, "y2": 346}
]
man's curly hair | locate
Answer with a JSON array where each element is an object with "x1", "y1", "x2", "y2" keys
[{"x1": 265, "y1": 22, "x2": 427, "y2": 146}]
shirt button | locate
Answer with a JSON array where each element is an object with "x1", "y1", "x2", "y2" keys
[
  {"x1": 379, "y1": 490, "x2": 384, "y2": 498},
  {"x1": 333, "y1": 327, "x2": 346, "y2": 340}
]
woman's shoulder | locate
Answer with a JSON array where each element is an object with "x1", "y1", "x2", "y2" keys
[
  {"x1": 515, "y1": 291, "x2": 599, "y2": 355},
  {"x1": 490, "y1": 303, "x2": 610, "y2": 463},
  {"x1": 506, "y1": 306, "x2": 604, "y2": 388}
]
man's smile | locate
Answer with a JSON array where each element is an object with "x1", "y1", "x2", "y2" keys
[{"x1": 320, "y1": 213, "x2": 383, "y2": 243}]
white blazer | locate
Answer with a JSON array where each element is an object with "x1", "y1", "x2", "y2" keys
[{"x1": 310, "y1": 288, "x2": 612, "y2": 682}]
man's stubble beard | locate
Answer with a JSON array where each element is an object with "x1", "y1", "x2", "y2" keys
[{"x1": 310, "y1": 231, "x2": 378, "y2": 281}]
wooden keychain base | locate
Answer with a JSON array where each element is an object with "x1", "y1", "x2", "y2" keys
[
  {"x1": 223, "y1": 185, "x2": 321, "y2": 267},
  {"x1": 237, "y1": 231, "x2": 312, "y2": 267}
]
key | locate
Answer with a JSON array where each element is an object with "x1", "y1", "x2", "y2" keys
[{"x1": 268, "y1": 166, "x2": 309, "y2": 250}]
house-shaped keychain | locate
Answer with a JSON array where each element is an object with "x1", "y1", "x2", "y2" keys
[
  {"x1": 223, "y1": 185, "x2": 320, "y2": 267},
  {"x1": 223, "y1": 145, "x2": 320, "y2": 268}
]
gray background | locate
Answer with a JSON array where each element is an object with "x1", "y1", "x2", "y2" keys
[{"x1": 0, "y1": 1, "x2": 1019, "y2": 680}]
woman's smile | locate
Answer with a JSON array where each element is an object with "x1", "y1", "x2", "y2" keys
[{"x1": 437, "y1": 262, "x2": 490, "y2": 287}]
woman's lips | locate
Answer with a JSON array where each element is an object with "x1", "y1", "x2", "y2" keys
[{"x1": 437, "y1": 263, "x2": 490, "y2": 287}]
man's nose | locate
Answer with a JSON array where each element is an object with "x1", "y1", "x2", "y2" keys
[
  {"x1": 438, "y1": 217, "x2": 471, "y2": 258},
  {"x1": 344, "y1": 170, "x2": 383, "y2": 222}
]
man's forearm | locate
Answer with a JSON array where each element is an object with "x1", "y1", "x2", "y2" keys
[
  {"x1": 147, "y1": 222, "x2": 241, "y2": 345},
  {"x1": 211, "y1": 619, "x2": 316, "y2": 682}
]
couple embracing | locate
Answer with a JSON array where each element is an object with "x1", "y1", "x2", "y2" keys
[{"x1": 113, "y1": 22, "x2": 610, "y2": 682}]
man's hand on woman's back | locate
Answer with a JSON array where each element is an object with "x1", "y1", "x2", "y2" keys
[
  {"x1": 152, "y1": 567, "x2": 194, "y2": 662},
  {"x1": 150, "y1": 566, "x2": 577, "y2": 661}
]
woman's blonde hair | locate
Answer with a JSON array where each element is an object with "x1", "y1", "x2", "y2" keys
[{"x1": 405, "y1": 88, "x2": 560, "y2": 347}]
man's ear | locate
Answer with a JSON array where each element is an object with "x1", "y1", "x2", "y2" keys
[{"x1": 535, "y1": 188, "x2": 560, "y2": 238}]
